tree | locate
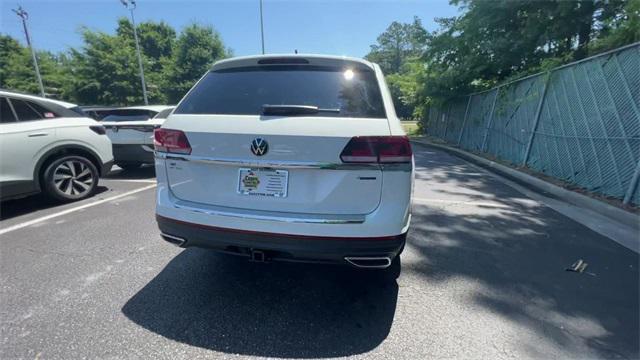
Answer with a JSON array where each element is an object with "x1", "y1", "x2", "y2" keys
[
  {"x1": 413, "y1": 0, "x2": 638, "y2": 104},
  {"x1": 0, "y1": 35, "x2": 22, "y2": 88},
  {"x1": 365, "y1": 17, "x2": 428, "y2": 119},
  {"x1": 0, "y1": 35, "x2": 68, "y2": 98},
  {"x1": 64, "y1": 27, "x2": 145, "y2": 105},
  {"x1": 163, "y1": 23, "x2": 230, "y2": 104},
  {"x1": 589, "y1": 0, "x2": 640, "y2": 54},
  {"x1": 365, "y1": 16, "x2": 428, "y2": 75},
  {"x1": 2, "y1": 18, "x2": 231, "y2": 106}
]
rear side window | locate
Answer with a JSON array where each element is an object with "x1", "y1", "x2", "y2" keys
[
  {"x1": 1, "y1": 97, "x2": 16, "y2": 123},
  {"x1": 11, "y1": 99, "x2": 41, "y2": 121},
  {"x1": 175, "y1": 65, "x2": 386, "y2": 118},
  {"x1": 10, "y1": 99, "x2": 57, "y2": 121}
]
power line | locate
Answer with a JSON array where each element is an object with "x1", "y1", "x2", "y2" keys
[{"x1": 12, "y1": 5, "x2": 45, "y2": 97}]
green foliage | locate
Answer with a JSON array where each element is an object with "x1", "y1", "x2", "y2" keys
[
  {"x1": 365, "y1": 0, "x2": 638, "y2": 132},
  {"x1": 0, "y1": 35, "x2": 22, "y2": 87},
  {"x1": 365, "y1": 17, "x2": 429, "y2": 120},
  {"x1": 365, "y1": 16, "x2": 428, "y2": 75},
  {"x1": 0, "y1": 35, "x2": 67, "y2": 97},
  {"x1": 385, "y1": 60, "x2": 426, "y2": 120},
  {"x1": 421, "y1": 0, "x2": 637, "y2": 101},
  {"x1": 589, "y1": 0, "x2": 640, "y2": 54},
  {"x1": 163, "y1": 24, "x2": 230, "y2": 104},
  {"x1": 1, "y1": 20, "x2": 229, "y2": 106}
]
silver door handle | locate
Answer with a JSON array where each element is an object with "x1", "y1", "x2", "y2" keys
[{"x1": 28, "y1": 133, "x2": 48, "y2": 137}]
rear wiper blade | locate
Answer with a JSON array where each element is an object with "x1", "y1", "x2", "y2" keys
[{"x1": 262, "y1": 104, "x2": 340, "y2": 116}]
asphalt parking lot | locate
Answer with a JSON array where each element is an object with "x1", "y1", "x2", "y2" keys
[{"x1": 1, "y1": 144, "x2": 638, "y2": 359}]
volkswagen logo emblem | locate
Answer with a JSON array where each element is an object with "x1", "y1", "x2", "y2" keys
[{"x1": 250, "y1": 138, "x2": 269, "y2": 156}]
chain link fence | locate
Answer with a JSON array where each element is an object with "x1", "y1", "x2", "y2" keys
[{"x1": 423, "y1": 43, "x2": 640, "y2": 205}]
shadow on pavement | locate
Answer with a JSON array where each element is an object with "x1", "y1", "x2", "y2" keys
[
  {"x1": 104, "y1": 165, "x2": 156, "y2": 180},
  {"x1": 122, "y1": 249, "x2": 398, "y2": 358},
  {"x1": 409, "y1": 146, "x2": 639, "y2": 359},
  {"x1": 0, "y1": 186, "x2": 109, "y2": 221}
]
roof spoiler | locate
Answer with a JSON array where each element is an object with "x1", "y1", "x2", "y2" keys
[{"x1": 257, "y1": 57, "x2": 310, "y2": 65}]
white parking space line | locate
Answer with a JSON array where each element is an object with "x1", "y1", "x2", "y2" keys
[
  {"x1": 104, "y1": 179, "x2": 157, "y2": 183},
  {"x1": 413, "y1": 197, "x2": 512, "y2": 209},
  {"x1": 0, "y1": 184, "x2": 157, "y2": 236}
]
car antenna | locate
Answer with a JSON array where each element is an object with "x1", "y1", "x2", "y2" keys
[{"x1": 294, "y1": 49, "x2": 298, "y2": 54}]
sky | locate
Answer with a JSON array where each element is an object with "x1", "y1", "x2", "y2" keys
[{"x1": 0, "y1": 0, "x2": 459, "y2": 58}]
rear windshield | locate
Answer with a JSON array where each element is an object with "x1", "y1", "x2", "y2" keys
[
  {"x1": 99, "y1": 109, "x2": 157, "y2": 122},
  {"x1": 174, "y1": 65, "x2": 386, "y2": 118}
]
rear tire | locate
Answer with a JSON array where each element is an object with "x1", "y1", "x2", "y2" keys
[
  {"x1": 42, "y1": 155, "x2": 99, "y2": 202},
  {"x1": 117, "y1": 162, "x2": 143, "y2": 171}
]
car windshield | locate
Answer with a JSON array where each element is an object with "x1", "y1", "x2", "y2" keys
[{"x1": 175, "y1": 66, "x2": 386, "y2": 118}]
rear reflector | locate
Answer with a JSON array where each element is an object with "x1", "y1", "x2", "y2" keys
[
  {"x1": 340, "y1": 136, "x2": 412, "y2": 163},
  {"x1": 154, "y1": 128, "x2": 192, "y2": 155}
]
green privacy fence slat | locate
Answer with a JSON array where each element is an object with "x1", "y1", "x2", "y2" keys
[{"x1": 423, "y1": 43, "x2": 640, "y2": 205}]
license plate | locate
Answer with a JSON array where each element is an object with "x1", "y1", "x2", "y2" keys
[{"x1": 237, "y1": 168, "x2": 288, "y2": 198}]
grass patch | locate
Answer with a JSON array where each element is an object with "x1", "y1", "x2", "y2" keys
[{"x1": 401, "y1": 121, "x2": 420, "y2": 136}]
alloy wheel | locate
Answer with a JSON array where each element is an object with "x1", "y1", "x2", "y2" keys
[{"x1": 53, "y1": 160, "x2": 94, "y2": 196}]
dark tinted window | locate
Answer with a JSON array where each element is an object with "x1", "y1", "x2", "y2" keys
[
  {"x1": 100, "y1": 109, "x2": 156, "y2": 122},
  {"x1": 68, "y1": 106, "x2": 87, "y2": 117},
  {"x1": 175, "y1": 65, "x2": 386, "y2": 118},
  {"x1": 11, "y1": 99, "x2": 47, "y2": 121},
  {"x1": 27, "y1": 101, "x2": 57, "y2": 118},
  {"x1": 1, "y1": 97, "x2": 16, "y2": 123},
  {"x1": 153, "y1": 107, "x2": 174, "y2": 119}
]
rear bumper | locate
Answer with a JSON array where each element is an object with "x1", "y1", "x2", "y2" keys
[
  {"x1": 112, "y1": 144, "x2": 155, "y2": 164},
  {"x1": 156, "y1": 215, "x2": 406, "y2": 264},
  {"x1": 101, "y1": 160, "x2": 114, "y2": 176}
]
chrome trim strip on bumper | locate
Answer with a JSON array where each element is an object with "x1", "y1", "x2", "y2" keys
[
  {"x1": 155, "y1": 152, "x2": 411, "y2": 171},
  {"x1": 171, "y1": 198, "x2": 366, "y2": 224},
  {"x1": 344, "y1": 256, "x2": 392, "y2": 269},
  {"x1": 160, "y1": 232, "x2": 186, "y2": 247}
]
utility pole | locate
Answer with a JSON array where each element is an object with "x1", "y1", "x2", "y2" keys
[
  {"x1": 120, "y1": 0, "x2": 148, "y2": 105},
  {"x1": 259, "y1": 0, "x2": 265, "y2": 54},
  {"x1": 12, "y1": 6, "x2": 45, "y2": 97}
]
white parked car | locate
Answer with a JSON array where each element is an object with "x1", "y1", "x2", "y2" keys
[
  {"x1": 100, "y1": 106, "x2": 174, "y2": 170},
  {"x1": 154, "y1": 55, "x2": 413, "y2": 271},
  {"x1": 0, "y1": 90, "x2": 113, "y2": 202}
]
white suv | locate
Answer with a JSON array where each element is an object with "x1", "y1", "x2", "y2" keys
[
  {"x1": 100, "y1": 106, "x2": 174, "y2": 170},
  {"x1": 154, "y1": 55, "x2": 413, "y2": 270},
  {"x1": 0, "y1": 90, "x2": 113, "y2": 202}
]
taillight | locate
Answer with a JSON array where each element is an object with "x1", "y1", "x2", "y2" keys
[
  {"x1": 340, "y1": 136, "x2": 412, "y2": 163},
  {"x1": 154, "y1": 128, "x2": 192, "y2": 155},
  {"x1": 89, "y1": 125, "x2": 106, "y2": 135}
]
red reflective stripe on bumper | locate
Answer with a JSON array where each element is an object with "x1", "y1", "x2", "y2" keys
[{"x1": 156, "y1": 215, "x2": 404, "y2": 241}]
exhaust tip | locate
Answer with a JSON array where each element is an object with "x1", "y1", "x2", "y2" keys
[
  {"x1": 160, "y1": 232, "x2": 186, "y2": 247},
  {"x1": 345, "y1": 256, "x2": 392, "y2": 269}
]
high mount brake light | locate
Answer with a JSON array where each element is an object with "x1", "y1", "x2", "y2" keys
[
  {"x1": 340, "y1": 136, "x2": 412, "y2": 164},
  {"x1": 154, "y1": 128, "x2": 192, "y2": 155}
]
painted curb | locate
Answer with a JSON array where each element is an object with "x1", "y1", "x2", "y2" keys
[{"x1": 411, "y1": 138, "x2": 640, "y2": 230}]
